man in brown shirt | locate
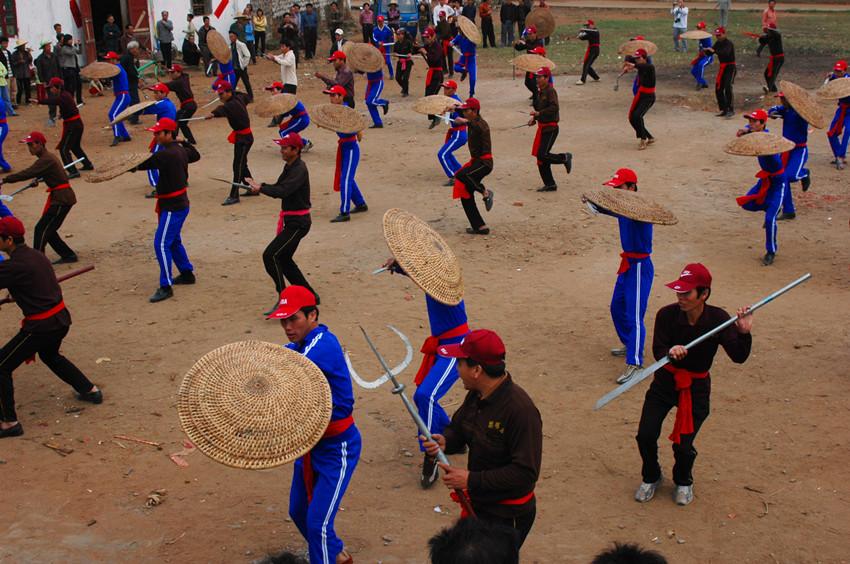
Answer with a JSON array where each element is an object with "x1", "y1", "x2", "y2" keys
[
  {"x1": 0, "y1": 131, "x2": 79, "y2": 264},
  {"x1": 423, "y1": 329, "x2": 542, "y2": 550},
  {"x1": 451, "y1": 98, "x2": 494, "y2": 234},
  {"x1": 529, "y1": 67, "x2": 572, "y2": 192},
  {"x1": 316, "y1": 50, "x2": 355, "y2": 108},
  {"x1": 205, "y1": 81, "x2": 253, "y2": 205},
  {"x1": 0, "y1": 216, "x2": 101, "y2": 438}
]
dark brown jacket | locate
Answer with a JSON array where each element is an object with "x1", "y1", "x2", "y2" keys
[
  {"x1": 4, "y1": 150, "x2": 76, "y2": 209},
  {"x1": 0, "y1": 245, "x2": 71, "y2": 333},
  {"x1": 534, "y1": 83, "x2": 559, "y2": 125},
  {"x1": 467, "y1": 115, "x2": 492, "y2": 161}
]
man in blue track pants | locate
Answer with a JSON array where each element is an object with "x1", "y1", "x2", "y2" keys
[
  {"x1": 588, "y1": 168, "x2": 653, "y2": 385},
  {"x1": 134, "y1": 118, "x2": 199, "y2": 303},
  {"x1": 380, "y1": 257, "x2": 470, "y2": 489},
  {"x1": 826, "y1": 60, "x2": 850, "y2": 170},
  {"x1": 104, "y1": 51, "x2": 131, "y2": 146},
  {"x1": 325, "y1": 85, "x2": 367, "y2": 223},
  {"x1": 267, "y1": 82, "x2": 313, "y2": 150},
  {"x1": 213, "y1": 59, "x2": 237, "y2": 90},
  {"x1": 0, "y1": 99, "x2": 9, "y2": 172},
  {"x1": 690, "y1": 22, "x2": 712, "y2": 90},
  {"x1": 372, "y1": 16, "x2": 394, "y2": 79},
  {"x1": 269, "y1": 285, "x2": 359, "y2": 564},
  {"x1": 364, "y1": 69, "x2": 389, "y2": 128},
  {"x1": 735, "y1": 109, "x2": 786, "y2": 266},
  {"x1": 138, "y1": 83, "x2": 177, "y2": 195},
  {"x1": 451, "y1": 32, "x2": 477, "y2": 97},
  {"x1": 437, "y1": 79, "x2": 466, "y2": 186},
  {"x1": 768, "y1": 92, "x2": 812, "y2": 221}
]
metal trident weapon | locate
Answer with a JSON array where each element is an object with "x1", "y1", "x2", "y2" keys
[
  {"x1": 344, "y1": 324, "x2": 412, "y2": 389},
  {"x1": 1, "y1": 158, "x2": 86, "y2": 202},
  {"x1": 594, "y1": 273, "x2": 812, "y2": 410}
]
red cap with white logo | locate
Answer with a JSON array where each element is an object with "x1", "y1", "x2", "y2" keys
[
  {"x1": 603, "y1": 168, "x2": 638, "y2": 187},
  {"x1": 266, "y1": 285, "x2": 317, "y2": 319},
  {"x1": 666, "y1": 263, "x2": 712, "y2": 292},
  {"x1": 438, "y1": 329, "x2": 506, "y2": 366}
]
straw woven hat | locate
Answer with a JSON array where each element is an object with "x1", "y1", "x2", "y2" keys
[
  {"x1": 178, "y1": 341, "x2": 333, "y2": 470},
  {"x1": 348, "y1": 42, "x2": 383, "y2": 72},
  {"x1": 618, "y1": 39, "x2": 658, "y2": 55},
  {"x1": 312, "y1": 103, "x2": 367, "y2": 133},
  {"x1": 457, "y1": 15, "x2": 482, "y2": 44},
  {"x1": 341, "y1": 40, "x2": 356, "y2": 57},
  {"x1": 80, "y1": 62, "x2": 120, "y2": 80},
  {"x1": 382, "y1": 208, "x2": 464, "y2": 305},
  {"x1": 85, "y1": 153, "x2": 153, "y2": 183},
  {"x1": 583, "y1": 189, "x2": 678, "y2": 226},
  {"x1": 817, "y1": 77, "x2": 850, "y2": 100},
  {"x1": 680, "y1": 30, "x2": 711, "y2": 40},
  {"x1": 511, "y1": 53, "x2": 556, "y2": 73},
  {"x1": 110, "y1": 100, "x2": 157, "y2": 125},
  {"x1": 254, "y1": 94, "x2": 299, "y2": 118},
  {"x1": 206, "y1": 30, "x2": 231, "y2": 63},
  {"x1": 723, "y1": 132, "x2": 795, "y2": 157},
  {"x1": 524, "y1": 8, "x2": 555, "y2": 38},
  {"x1": 779, "y1": 80, "x2": 827, "y2": 129},
  {"x1": 412, "y1": 94, "x2": 459, "y2": 116}
]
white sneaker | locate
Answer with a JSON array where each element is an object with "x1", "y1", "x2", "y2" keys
[
  {"x1": 675, "y1": 485, "x2": 694, "y2": 505},
  {"x1": 575, "y1": 80, "x2": 585, "y2": 85},
  {"x1": 616, "y1": 364, "x2": 642, "y2": 384},
  {"x1": 635, "y1": 477, "x2": 662, "y2": 502}
]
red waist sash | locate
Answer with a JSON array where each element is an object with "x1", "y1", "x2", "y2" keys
[
  {"x1": 414, "y1": 322, "x2": 470, "y2": 386},
  {"x1": 451, "y1": 489, "x2": 535, "y2": 519},
  {"x1": 42, "y1": 182, "x2": 71, "y2": 215},
  {"x1": 617, "y1": 251, "x2": 650, "y2": 274},
  {"x1": 426, "y1": 66, "x2": 443, "y2": 87},
  {"x1": 24, "y1": 300, "x2": 66, "y2": 322},
  {"x1": 227, "y1": 127, "x2": 252, "y2": 144},
  {"x1": 180, "y1": 98, "x2": 195, "y2": 108},
  {"x1": 736, "y1": 166, "x2": 785, "y2": 206},
  {"x1": 828, "y1": 102, "x2": 850, "y2": 137},
  {"x1": 57, "y1": 114, "x2": 82, "y2": 148},
  {"x1": 767, "y1": 53, "x2": 784, "y2": 76},
  {"x1": 303, "y1": 415, "x2": 355, "y2": 502},
  {"x1": 155, "y1": 187, "x2": 188, "y2": 214},
  {"x1": 65, "y1": 114, "x2": 81, "y2": 122},
  {"x1": 277, "y1": 208, "x2": 311, "y2": 234},
  {"x1": 0, "y1": 118, "x2": 6, "y2": 124},
  {"x1": 531, "y1": 121, "x2": 558, "y2": 158},
  {"x1": 452, "y1": 153, "x2": 493, "y2": 199},
  {"x1": 583, "y1": 43, "x2": 599, "y2": 63},
  {"x1": 444, "y1": 124, "x2": 467, "y2": 142},
  {"x1": 664, "y1": 365, "x2": 709, "y2": 444},
  {"x1": 114, "y1": 90, "x2": 128, "y2": 96},
  {"x1": 716, "y1": 61, "x2": 735, "y2": 89},
  {"x1": 629, "y1": 86, "x2": 656, "y2": 116},
  {"x1": 333, "y1": 135, "x2": 358, "y2": 192}
]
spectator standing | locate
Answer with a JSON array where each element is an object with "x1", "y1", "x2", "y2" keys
[
  {"x1": 244, "y1": 13, "x2": 256, "y2": 63},
  {"x1": 388, "y1": 2, "x2": 402, "y2": 31},
  {"x1": 268, "y1": 40, "x2": 298, "y2": 93},
  {"x1": 0, "y1": 60, "x2": 11, "y2": 117},
  {"x1": 762, "y1": 0, "x2": 777, "y2": 29},
  {"x1": 329, "y1": 28, "x2": 347, "y2": 56},
  {"x1": 716, "y1": 0, "x2": 731, "y2": 27},
  {"x1": 500, "y1": 0, "x2": 515, "y2": 46},
  {"x1": 327, "y1": 2, "x2": 343, "y2": 41},
  {"x1": 229, "y1": 31, "x2": 253, "y2": 102},
  {"x1": 156, "y1": 11, "x2": 175, "y2": 69},
  {"x1": 518, "y1": 0, "x2": 531, "y2": 38},
  {"x1": 120, "y1": 41, "x2": 142, "y2": 125},
  {"x1": 302, "y1": 4, "x2": 318, "y2": 60},
  {"x1": 103, "y1": 15, "x2": 122, "y2": 54},
  {"x1": 0, "y1": 38, "x2": 15, "y2": 111},
  {"x1": 479, "y1": 0, "x2": 495, "y2": 47},
  {"x1": 279, "y1": 14, "x2": 301, "y2": 65},
  {"x1": 57, "y1": 35, "x2": 79, "y2": 109},
  {"x1": 433, "y1": 0, "x2": 455, "y2": 25},
  {"x1": 34, "y1": 41, "x2": 61, "y2": 125},
  {"x1": 198, "y1": 17, "x2": 217, "y2": 75},
  {"x1": 418, "y1": 3, "x2": 431, "y2": 39},
  {"x1": 253, "y1": 9, "x2": 268, "y2": 56},
  {"x1": 461, "y1": 0, "x2": 477, "y2": 22},
  {"x1": 120, "y1": 25, "x2": 137, "y2": 52},
  {"x1": 671, "y1": 0, "x2": 689, "y2": 52},
  {"x1": 230, "y1": 15, "x2": 246, "y2": 42},
  {"x1": 10, "y1": 41, "x2": 32, "y2": 107},
  {"x1": 360, "y1": 3, "x2": 375, "y2": 44}
]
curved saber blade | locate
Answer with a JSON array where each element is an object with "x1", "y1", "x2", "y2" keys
[{"x1": 346, "y1": 324, "x2": 414, "y2": 389}]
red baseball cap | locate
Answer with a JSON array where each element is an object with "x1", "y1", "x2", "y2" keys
[
  {"x1": 666, "y1": 263, "x2": 712, "y2": 292},
  {"x1": 834, "y1": 60, "x2": 848, "y2": 72},
  {"x1": 422, "y1": 28, "x2": 435, "y2": 38},
  {"x1": 0, "y1": 216, "x2": 25, "y2": 238},
  {"x1": 442, "y1": 79, "x2": 458, "y2": 89},
  {"x1": 696, "y1": 21, "x2": 706, "y2": 29},
  {"x1": 265, "y1": 81, "x2": 285, "y2": 91},
  {"x1": 104, "y1": 51, "x2": 120, "y2": 60},
  {"x1": 632, "y1": 35, "x2": 645, "y2": 40},
  {"x1": 745, "y1": 108, "x2": 768, "y2": 121},
  {"x1": 525, "y1": 25, "x2": 537, "y2": 34},
  {"x1": 274, "y1": 132, "x2": 304, "y2": 148},
  {"x1": 457, "y1": 97, "x2": 480, "y2": 111},
  {"x1": 48, "y1": 77, "x2": 64, "y2": 88},
  {"x1": 328, "y1": 50, "x2": 347, "y2": 62},
  {"x1": 714, "y1": 26, "x2": 726, "y2": 35},
  {"x1": 634, "y1": 48, "x2": 648, "y2": 58},
  {"x1": 146, "y1": 117, "x2": 178, "y2": 132},
  {"x1": 20, "y1": 131, "x2": 47, "y2": 145},
  {"x1": 267, "y1": 285, "x2": 317, "y2": 319},
  {"x1": 529, "y1": 46, "x2": 546, "y2": 55},
  {"x1": 603, "y1": 168, "x2": 637, "y2": 186},
  {"x1": 323, "y1": 84, "x2": 347, "y2": 96},
  {"x1": 377, "y1": 15, "x2": 385, "y2": 22},
  {"x1": 168, "y1": 64, "x2": 183, "y2": 73},
  {"x1": 214, "y1": 80, "x2": 232, "y2": 92},
  {"x1": 438, "y1": 329, "x2": 506, "y2": 366},
  {"x1": 585, "y1": 19, "x2": 594, "y2": 26},
  {"x1": 535, "y1": 66, "x2": 551, "y2": 77},
  {"x1": 147, "y1": 83, "x2": 170, "y2": 93}
]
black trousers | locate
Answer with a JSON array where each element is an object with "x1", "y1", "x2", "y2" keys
[
  {"x1": 263, "y1": 222, "x2": 316, "y2": 294},
  {"x1": 282, "y1": 84, "x2": 297, "y2": 94},
  {"x1": 473, "y1": 507, "x2": 536, "y2": 549},
  {"x1": 61, "y1": 68, "x2": 78, "y2": 100},
  {"x1": 629, "y1": 93, "x2": 655, "y2": 140},
  {"x1": 764, "y1": 57, "x2": 783, "y2": 93},
  {"x1": 15, "y1": 78, "x2": 31, "y2": 105},
  {"x1": 161, "y1": 43, "x2": 173, "y2": 69},
  {"x1": 425, "y1": 69, "x2": 443, "y2": 118},
  {"x1": 581, "y1": 48, "x2": 600, "y2": 82},
  {"x1": 536, "y1": 126, "x2": 568, "y2": 187},
  {"x1": 34, "y1": 205, "x2": 76, "y2": 260},
  {"x1": 231, "y1": 140, "x2": 253, "y2": 199},
  {"x1": 715, "y1": 65, "x2": 736, "y2": 112},
  {"x1": 59, "y1": 121, "x2": 93, "y2": 174},
  {"x1": 303, "y1": 28, "x2": 317, "y2": 58},
  {"x1": 176, "y1": 103, "x2": 197, "y2": 144},
  {"x1": 234, "y1": 68, "x2": 254, "y2": 101},
  {"x1": 395, "y1": 60, "x2": 412, "y2": 94},
  {"x1": 200, "y1": 46, "x2": 218, "y2": 75},
  {"x1": 362, "y1": 23, "x2": 374, "y2": 44},
  {"x1": 524, "y1": 72, "x2": 537, "y2": 105},
  {"x1": 636, "y1": 375, "x2": 711, "y2": 486},
  {"x1": 481, "y1": 18, "x2": 496, "y2": 47},
  {"x1": 0, "y1": 326, "x2": 94, "y2": 422},
  {"x1": 256, "y1": 31, "x2": 267, "y2": 56},
  {"x1": 456, "y1": 160, "x2": 492, "y2": 230},
  {"x1": 127, "y1": 80, "x2": 141, "y2": 124}
]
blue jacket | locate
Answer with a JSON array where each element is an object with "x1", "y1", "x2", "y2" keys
[
  {"x1": 143, "y1": 98, "x2": 177, "y2": 121},
  {"x1": 112, "y1": 65, "x2": 129, "y2": 93},
  {"x1": 372, "y1": 25, "x2": 394, "y2": 47},
  {"x1": 426, "y1": 295, "x2": 468, "y2": 341},
  {"x1": 768, "y1": 105, "x2": 808, "y2": 143}
]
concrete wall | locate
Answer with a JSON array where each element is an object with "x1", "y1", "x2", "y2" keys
[{"x1": 11, "y1": 0, "x2": 86, "y2": 58}]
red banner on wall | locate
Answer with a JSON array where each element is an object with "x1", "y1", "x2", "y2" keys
[
  {"x1": 70, "y1": 0, "x2": 83, "y2": 27},
  {"x1": 214, "y1": 0, "x2": 231, "y2": 18}
]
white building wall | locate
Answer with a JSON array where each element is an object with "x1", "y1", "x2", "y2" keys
[{"x1": 12, "y1": 0, "x2": 86, "y2": 60}]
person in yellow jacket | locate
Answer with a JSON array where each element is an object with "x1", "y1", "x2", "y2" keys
[{"x1": 254, "y1": 9, "x2": 268, "y2": 57}]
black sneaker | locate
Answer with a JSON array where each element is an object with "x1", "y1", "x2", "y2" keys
[
  {"x1": 145, "y1": 190, "x2": 157, "y2": 199},
  {"x1": 149, "y1": 286, "x2": 174, "y2": 303},
  {"x1": 483, "y1": 189, "x2": 494, "y2": 211},
  {"x1": 429, "y1": 117, "x2": 440, "y2": 129},
  {"x1": 173, "y1": 271, "x2": 196, "y2": 285},
  {"x1": 369, "y1": 123, "x2": 383, "y2": 129},
  {"x1": 801, "y1": 173, "x2": 811, "y2": 192},
  {"x1": 330, "y1": 213, "x2": 351, "y2": 223},
  {"x1": 777, "y1": 212, "x2": 796, "y2": 221},
  {"x1": 81, "y1": 163, "x2": 95, "y2": 171},
  {"x1": 0, "y1": 422, "x2": 23, "y2": 438},
  {"x1": 382, "y1": 102, "x2": 390, "y2": 115},
  {"x1": 762, "y1": 252, "x2": 775, "y2": 266},
  {"x1": 78, "y1": 389, "x2": 103, "y2": 404},
  {"x1": 221, "y1": 196, "x2": 240, "y2": 206},
  {"x1": 564, "y1": 152, "x2": 573, "y2": 174},
  {"x1": 110, "y1": 137, "x2": 122, "y2": 147},
  {"x1": 537, "y1": 185, "x2": 557, "y2": 192},
  {"x1": 460, "y1": 70, "x2": 468, "y2": 81},
  {"x1": 67, "y1": 170, "x2": 81, "y2": 179},
  {"x1": 443, "y1": 179, "x2": 455, "y2": 187},
  {"x1": 52, "y1": 255, "x2": 79, "y2": 265},
  {"x1": 421, "y1": 454, "x2": 439, "y2": 489},
  {"x1": 466, "y1": 227, "x2": 490, "y2": 235},
  {"x1": 352, "y1": 204, "x2": 369, "y2": 214}
]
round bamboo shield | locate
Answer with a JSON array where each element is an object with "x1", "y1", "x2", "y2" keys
[
  {"x1": 348, "y1": 43, "x2": 383, "y2": 72},
  {"x1": 680, "y1": 30, "x2": 711, "y2": 40},
  {"x1": 457, "y1": 15, "x2": 481, "y2": 44},
  {"x1": 583, "y1": 189, "x2": 677, "y2": 226},
  {"x1": 724, "y1": 132, "x2": 795, "y2": 157},
  {"x1": 618, "y1": 39, "x2": 658, "y2": 56},
  {"x1": 412, "y1": 94, "x2": 459, "y2": 116},
  {"x1": 254, "y1": 94, "x2": 299, "y2": 118},
  {"x1": 524, "y1": 8, "x2": 556, "y2": 39},
  {"x1": 110, "y1": 100, "x2": 157, "y2": 125},
  {"x1": 383, "y1": 208, "x2": 463, "y2": 305},
  {"x1": 511, "y1": 53, "x2": 556, "y2": 73},
  {"x1": 817, "y1": 77, "x2": 850, "y2": 100},
  {"x1": 207, "y1": 30, "x2": 231, "y2": 64},
  {"x1": 311, "y1": 103, "x2": 367, "y2": 133},
  {"x1": 341, "y1": 40, "x2": 356, "y2": 57},
  {"x1": 80, "y1": 62, "x2": 120, "y2": 80},
  {"x1": 178, "y1": 341, "x2": 333, "y2": 470},
  {"x1": 85, "y1": 153, "x2": 153, "y2": 183},
  {"x1": 779, "y1": 80, "x2": 827, "y2": 129}
]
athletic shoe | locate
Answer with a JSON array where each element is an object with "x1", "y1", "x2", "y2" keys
[
  {"x1": 110, "y1": 137, "x2": 122, "y2": 147},
  {"x1": 429, "y1": 117, "x2": 441, "y2": 129},
  {"x1": 383, "y1": 102, "x2": 390, "y2": 115},
  {"x1": 149, "y1": 286, "x2": 174, "y2": 303},
  {"x1": 330, "y1": 213, "x2": 351, "y2": 223},
  {"x1": 0, "y1": 422, "x2": 23, "y2": 438},
  {"x1": 466, "y1": 227, "x2": 490, "y2": 235},
  {"x1": 575, "y1": 80, "x2": 585, "y2": 85},
  {"x1": 52, "y1": 255, "x2": 79, "y2": 265},
  {"x1": 145, "y1": 190, "x2": 157, "y2": 199},
  {"x1": 777, "y1": 212, "x2": 796, "y2": 221},
  {"x1": 616, "y1": 364, "x2": 642, "y2": 384},
  {"x1": 716, "y1": 111, "x2": 727, "y2": 117},
  {"x1": 369, "y1": 124, "x2": 383, "y2": 129},
  {"x1": 81, "y1": 163, "x2": 94, "y2": 171},
  {"x1": 221, "y1": 196, "x2": 240, "y2": 206},
  {"x1": 634, "y1": 477, "x2": 662, "y2": 502},
  {"x1": 444, "y1": 179, "x2": 455, "y2": 187},
  {"x1": 484, "y1": 189, "x2": 494, "y2": 211},
  {"x1": 675, "y1": 484, "x2": 694, "y2": 506},
  {"x1": 838, "y1": 159, "x2": 847, "y2": 170},
  {"x1": 638, "y1": 139, "x2": 648, "y2": 150},
  {"x1": 647, "y1": 138, "x2": 655, "y2": 145},
  {"x1": 801, "y1": 173, "x2": 811, "y2": 192},
  {"x1": 610, "y1": 346, "x2": 626, "y2": 357},
  {"x1": 762, "y1": 252, "x2": 775, "y2": 266},
  {"x1": 173, "y1": 271, "x2": 196, "y2": 285},
  {"x1": 564, "y1": 152, "x2": 573, "y2": 174},
  {"x1": 47, "y1": 118, "x2": 56, "y2": 127},
  {"x1": 352, "y1": 204, "x2": 369, "y2": 214},
  {"x1": 303, "y1": 140, "x2": 314, "y2": 153},
  {"x1": 421, "y1": 454, "x2": 439, "y2": 489},
  {"x1": 537, "y1": 185, "x2": 557, "y2": 192},
  {"x1": 78, "y1": 389, "x2": 103, "y2": 404}
]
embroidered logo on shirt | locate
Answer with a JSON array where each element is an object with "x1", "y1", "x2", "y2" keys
[{"x1": 488, "y1": 420, "x2": 505, "y2": 433}]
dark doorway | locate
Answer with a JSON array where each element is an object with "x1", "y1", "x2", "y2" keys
[{"x1": 91, "y1": 0, "x2": 124, "y2": 55}]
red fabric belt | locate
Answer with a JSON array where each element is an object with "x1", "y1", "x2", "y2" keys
[
  {"x1": 24, "y1": 300, "x2": 66, "y2": 322},
  {"x1": 334, "y1": 135, "x2": 358, "y2": 192},
  {"x1": 664, "y1": 365, "x2": 709, "y2": 444},
  {"x1": 451, "y1": 489, "x2": 535, "y2": 519},
  {"x1": 453, "y1": 154, "x2": 493, "y2": 199},
  {"x1": 414, "y1": 322, "x2": 470, "y2": 386},
  {"x1": 155, "y1": 187, "x2": 188, "y2": 214},
  {"x1": 426, "y1": 66, "x2": 443, "y2": 87},
  {"x1": 367, "y1": 78, "x2": 381, "y2": 84},
  {"x1": 716, "y1": 62, "x2": 735, "y2": 89},
  {"x1": 115, "y1": 90, "x2": 128, "y2": 95},
  {"x1": 180, "y1": 98, "x2": 195, "y2": 107},
  {"x1": 736, "y1": 166, "x2": 785, "y2": 206},
  {"x1": 277, "y1": 209, "x2": 311, "y2": 234},
  {"x1": 444, "y1": 124, "x2": 467, "y2": 142},
  {"x1": 65, "y1": 114, "x2": 81, "y2": 122},
  {"x1": 42, "y1": 182, "x2": 71, "y2": 215},
  {"x1": 0, "y1": 118, "x2": 6, "y2": 124},
  {"x1": 767, "y1": 53, "x2": 783, "y2": 76},
  {"x1": 303, "y1": 415, "x2": 355, "y2": 503},
  {"x1": 57, "y1": 114, "x2": 82, "y2": 149},
  {"x1": 629, "y1": 86, "x2": 656, "y2": 116},
  {"x1": 617, "y1": 251, "x2": 650, "y2": 274},
  {"x1": 227, "y1": 127, "x2": 252, "y2": 144},
  {"x1": 531, "y1": 121, "x2": 557, "y2": 159},
  {"x1": 828, "y1": 102, "x2": 850, "y2": 137}
]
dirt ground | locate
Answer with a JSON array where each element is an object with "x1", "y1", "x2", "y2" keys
[{"x1": 0, "y1": 30, "x2": 848, "y2": 564}]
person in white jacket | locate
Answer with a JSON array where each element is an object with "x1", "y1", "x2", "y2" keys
[
  {"x1": 267, "y1": 39, "x2": 297, "y2": 94},
  {"x1": 229, "y1": 30, "x2": 254, "y2": 101},
  {"x1": 671, "y1": 0, "x2": 689, "y2": 52}
]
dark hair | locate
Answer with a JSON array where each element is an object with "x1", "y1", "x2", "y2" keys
[
  {"x1": 0, "y1": 37, "x2": 7, "y2": 43},
  {"x1": 1, "y1": 233, "x2": 25, "y2": 245},
  {"x1": 203, "y1": 16, "x2": 210, "y2": 22},
  {"x1": 460, "y1": 357, "x2": 506, "y2": 378},
  {"x1": 592, "y1": 542, "x2": 668, "y2": 564},
  {"x1": 624, "y1": 182, "x2": 638, "y2": 191},
  {"x1": 63, "y1": 34, "x2": 73, "y2": 41},
  {"x1": 54, "y1": 23, "x2": 62, "y2": 29},
  {"x1": 429, "y1": 518, "x2": 519, "y2": 564},
  {"x1": 696, "y1": 286, "x2": 711, "y2": 300},
  {"x1": 257, "y1": 551, "x2": 309, "y2": 564},
  {"x1": 282, "y1": 39, "x2": 293, "y2": 48},
  {"x1": 301, "y1": 306, "x2": 320, "y2": 321}
]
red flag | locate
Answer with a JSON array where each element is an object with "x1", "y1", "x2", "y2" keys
[
  {"x1": 70, "y1": 0, "x2": 83, "y2": 27},
  {"x1": 213, "y1": 0, "x2": 230, "y2": 18}
]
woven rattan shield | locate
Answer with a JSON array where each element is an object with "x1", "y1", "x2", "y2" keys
[
  {"x1": 779, "y1": 80, "x2": 827, "y2": 129},
  {"x1": 583, "y1": 189, "x2": 678, "y2": 226},
  {"x1": 724, "y1": 132, "x2": 795, "y2": 157},
  {"x1": 618, "y1": 39, "x2": 658, "y2": 56},
  {"x1": 348, "y1": 43, "x2": 384, "y2": 72},
  {"x1": 412, "y1": 95, "x2": 459, "y2": 116},
  {"x1": 511, "y1": 54, "x2": 556, "y2": 73},
  {"x1": 680, "y1": 30, "x2": 711, "y2": 40},
  {"x1": 457, "y1": 15, "x2": 482, "y2": 44},
  {"x1": 817, "y1": 77, "x2": 850, "y2": 100},
  {"x1": 110, "y1": 100, "x2": 157, "y2": 125},
  {"x1": 312, "y1": 103, "x2": 367, "y2": 133},
  {"x1": 524, "y1": 8, "x2": 555, "y2": 38},
  {"x1": 254, "y1": 94, "x2": 300, "y2": 118},
  {"x1": 80, "y1": 62, "x2": 120, "y2": 80},
  {"x1": 84, "y1": 153, "x2": 152, "y2": 183},
  {"x1": 178, "y1": 341, "x2": 332, "y2": 469},
  {"x1": 206, "y1": 30, "x2": 231, "y2": 63}
]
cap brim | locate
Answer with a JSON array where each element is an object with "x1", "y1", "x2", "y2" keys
[
  {"x1": 437, "y1": 343, "x2": 467, "y2": 359},
  {"x1": 266, "y1": 304, "x2": 301, "y2": 320},
  {"x1": 603, "y1": 179, "x2": 624, "y2": 187},
  {"x1": 665, "y1": 280, "x2": 697, "y2": 292}
]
